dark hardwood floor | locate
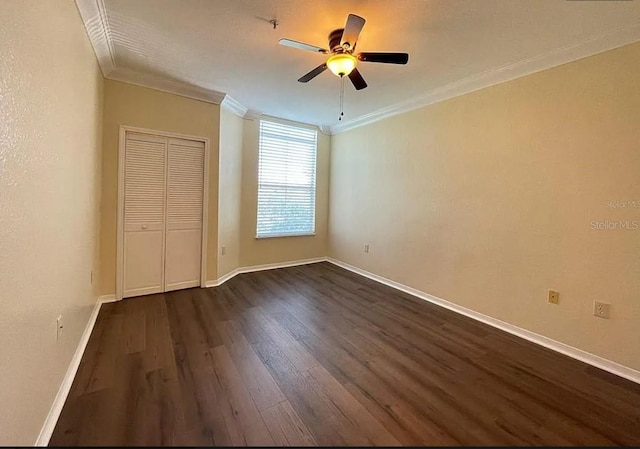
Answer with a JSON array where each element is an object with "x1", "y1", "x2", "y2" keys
[{"x1": 50, "y1": 262, "x2": 640, "y2": 446}]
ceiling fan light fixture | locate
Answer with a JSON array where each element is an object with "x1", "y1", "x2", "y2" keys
[{"x1": 327, "y1": 53, "x2": 357, "y2": 77}]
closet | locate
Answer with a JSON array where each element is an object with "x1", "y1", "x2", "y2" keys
[{"x1": 120, "y1": 130, "x2": 205, "y2": 298}]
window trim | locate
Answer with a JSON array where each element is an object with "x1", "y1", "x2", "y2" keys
[
  {"x1": 255, "y1": 231, "x2": 317, "y2": 240},
  {"x1": 255, "y1": 119, "x2": 318, "y2": 239}
]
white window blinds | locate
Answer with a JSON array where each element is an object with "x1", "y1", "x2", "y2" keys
[{"x1": 257, "y1": 120, "x2": 317, "y2": 238}]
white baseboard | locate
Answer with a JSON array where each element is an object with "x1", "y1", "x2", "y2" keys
[
  {"x1": 97, "y1": 294, "x2": 117, "y2": 303},
  {"x1": 35, "y1": 295, "x2": 115, "y2": 446},
  {"x1": 39, "y1": 255, "x2": 638, "y2": 446},
  {"x1": 326, "y1": 257, "x2": 640, "y2": 385},
  {"x1": 205, "y1": 257, "x2": 328, "y2": 287},
  {"x1": 206, "y1": 268, "x2": 241, "y2": 287}
]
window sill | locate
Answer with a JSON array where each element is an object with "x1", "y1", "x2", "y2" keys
[{"x1": 255, "y1": 232, "x2": 316, "y2": 239}]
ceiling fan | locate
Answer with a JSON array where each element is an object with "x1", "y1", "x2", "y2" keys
[{"x1": 279, "y1": 13, "x2": 409, "y2": 90}]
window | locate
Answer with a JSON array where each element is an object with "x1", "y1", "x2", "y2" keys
[{"x1": 257, "y1": 120, "x2": 317, "y2": 238}]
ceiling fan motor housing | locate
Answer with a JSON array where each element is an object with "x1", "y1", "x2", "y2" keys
[
  {"x1": 329, "y1": 28, "x2": 347, "y2": 53},
  {"x1": 279, "y1": 13, "x2": 408, "y2": 90}
]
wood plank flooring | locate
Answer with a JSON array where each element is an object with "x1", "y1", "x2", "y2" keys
[{"x1": 50, "y1": 262, "x2": 640, "y2": 446}]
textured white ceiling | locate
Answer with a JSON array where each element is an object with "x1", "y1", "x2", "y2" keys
[{"x1": 90, "y1": 0, "x2": 640, "y2": 129}]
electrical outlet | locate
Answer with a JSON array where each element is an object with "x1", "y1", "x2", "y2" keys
[
  {"x1": 548, "y1": 290, "x2": 559, "y2": 305},
  {"x1": 56, "y1": 315, "x2": 64, "y2": 342},
  {"x1": 221, "y1": 245, "x2": 226, "y2": 256},
  {"x1": 593, "y1": 301, "x2": 611, "y2": 319},
  {"x1": 364, "y1": 244, "x2": 370, "y2": 253}
]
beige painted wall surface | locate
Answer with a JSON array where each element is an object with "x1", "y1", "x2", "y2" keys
[
  {"x1": 217, "y1": 107, "x2": 243, "y2": 278},
  {"x1": 101, "y1": 80, "x2": 220, "y2": 294},
  {"x1": 330, "y1": 42, "x2": 640, "y2": 371},
  {"x1": 239, "y1": 118, "x2": 330, "y2": 267},
  {"x1": 0, "y1": 1, "x2": 103, "y2": 444}
]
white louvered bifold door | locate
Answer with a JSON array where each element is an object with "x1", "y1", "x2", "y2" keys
[
  {"x1": 123, "y1": 133, "x2": 167, "y2": 298},
  {"x1": 164, "y1": 137, "x2": 204, "y2": 292}
]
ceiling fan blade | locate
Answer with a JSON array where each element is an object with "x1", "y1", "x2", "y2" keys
[
  {"x1": 357, "y1": 52, "x2": 409, "y2": 64},
  {"x1": 279, "y1": 38, "x2": 328, "y2": 54},
  {"x1": 340, "y1": 14, "x2": 365, "y2": 50},
  {"x1": 298, "y1": 63, "x2": 328, "y2": 83},
  {"x1": 348, "y1": 68, "x2": 367, "y2": 90}
]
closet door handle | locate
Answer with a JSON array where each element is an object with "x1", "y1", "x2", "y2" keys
[{"x1": 141, "y1": 225, "x2": 148, "y2": 230}]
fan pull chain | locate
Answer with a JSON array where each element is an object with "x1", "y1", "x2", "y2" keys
[{"x1": 339, "y1": 75, "x2": 345, "y2": 121}]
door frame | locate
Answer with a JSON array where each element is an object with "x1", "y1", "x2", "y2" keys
[{"x1": 116, "y1": 125, "x2": 211, "y2": 300}]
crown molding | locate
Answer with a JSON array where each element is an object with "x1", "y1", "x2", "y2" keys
[
  {"x1": 318, "y1": 125, "x2": 332, "y2": 135},
  {"x1": 107, "y1": 67, "x2": 226, "y2": 104},
  {"x1": 75, "y1": 0, "x2": 115, "y2": 76},
  {"x1": 243, "y1": 109, "x2": 263, "y2": 120},
  {"x1": 77, "y1": 0, "x2": 227, "y2": 105},
  {"x1": 221, "y1": 95, "x2": 249, "y2": 117},
  {"x1": 330, "y1": 23, "x2": 640, "y2": 134},
  {"x1": 76, "y1": 0, "x2": 640, "y2": 135}
]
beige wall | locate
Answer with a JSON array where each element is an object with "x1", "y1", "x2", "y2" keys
[
  {"x1": 100, "y1": 85, "x2": 329, "y2": 287},
  {"x1": 100, "y1": 80, "x2": 220, "y2": 293},
  {"x1": 330, "y1": 42, "x2": 640, "y2": 371},
  {"x1": 0, "y1": 1, "x2": 104, "y2": 444},
  {"x1": 3, "y1": 6, "x2": 635, "y2": 445},
  {"x1": 217, "y1": 107, "x2": 243, "y2": 277},
  {"x1": 239, "y1": 117, "x2": 330, "y2": 267}
]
